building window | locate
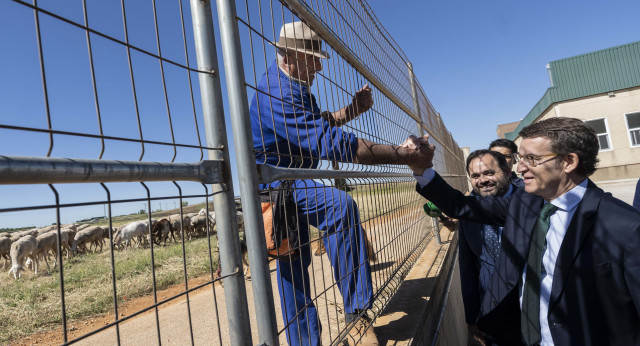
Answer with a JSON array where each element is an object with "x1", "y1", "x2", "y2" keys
[
  {"x1": 584, "y1": 118, "x2": 611, "y2": 151},
  {"x1": 626, "y1": 112, "x2": 640, "y2": 147}
]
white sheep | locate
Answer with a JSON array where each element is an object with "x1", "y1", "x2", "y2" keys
[
  {"x1": 8, "y1": 235, "x2": 37, "y2": 280},
  {"x1": 113, "y1": 221, "x2": 148, "y2": 250},
  {"x1": 72, "y1": 226, "x2": 103, "y2": 255},
  {"x1": 60, "y1": 228, "x2": 76, "y2": 258},
  {"x1": 0, "y1": 237, "x2": 11, "y2": 269},
  {"x1": 76, "y1": 224, "x2": 91, "y2": 231},
  {"x1": 34, "y1": 231, "x2": 60, "y2": 272}
]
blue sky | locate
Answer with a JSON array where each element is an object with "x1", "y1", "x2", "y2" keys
[
  {"x1": 1, "y1": 0, "x2": 639, "y2": 228},
  {"x1": 368, "y1": 0, "x2": 640, "y2": 151}
]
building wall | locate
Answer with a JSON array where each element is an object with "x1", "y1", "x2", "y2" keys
[{"x1": 513, "y1": 86, "x2": 640, "y2": 181}]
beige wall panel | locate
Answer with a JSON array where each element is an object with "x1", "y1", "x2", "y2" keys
[{"x1": 513, "y1": 87, "x2": 640, "y2": 180}]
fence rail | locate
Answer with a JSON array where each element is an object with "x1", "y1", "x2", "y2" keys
[{"x1": 0, "y1": 0, "x2": 467, "y2": 345}]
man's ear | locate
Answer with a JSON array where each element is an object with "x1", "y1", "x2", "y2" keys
[{"x1": 563, "y1": 153, "x2": 580, "y2": 174}]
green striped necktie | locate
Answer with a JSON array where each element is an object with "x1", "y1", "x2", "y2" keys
[{"x1": 521, "y1": 202, "x2": 558, "y2": 345}]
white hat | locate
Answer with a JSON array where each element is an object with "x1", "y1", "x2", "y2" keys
[{"x1": 275, "y1": 21, "x2": 330, "y2": 59}]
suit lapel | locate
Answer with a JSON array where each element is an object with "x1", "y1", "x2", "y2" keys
[
  {"x1": 513, "y1": 193, "x2": 542, "y2": 270},
  {"x1": 465, "y1": 222, "x2": 483, "y2": 257},
  {"x1": 499, "y1": 193, "x2": 541, "y2": 287},
  {"x1": 548, "y1": 180, "x2": 603, "y2": 311}
]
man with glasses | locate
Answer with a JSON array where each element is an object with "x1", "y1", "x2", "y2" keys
[
  {"x1": 407, "y1": 117, "x2": 640, "y2": 345},
  {"x1": 490, "y1": 138, "x2": 524, "y2": 188}
]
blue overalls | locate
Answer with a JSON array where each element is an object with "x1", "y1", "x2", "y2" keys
[{"x1": 249, "y1": 61, "x2": 373, "y2": 345}]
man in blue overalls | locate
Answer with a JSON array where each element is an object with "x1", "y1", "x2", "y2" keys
[{"x1": 249, "y1": 21, "x2": 431, "y2": 345}]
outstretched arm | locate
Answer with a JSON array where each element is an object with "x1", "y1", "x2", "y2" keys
[
  {"x1": 354, "y1": 135, "x2": 435, "y2": 166},
  {"x1": 324, "y1": 84, "x2": 373, "y2": 126}
]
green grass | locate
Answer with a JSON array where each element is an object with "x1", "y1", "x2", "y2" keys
[{"x1": 0, "y1": 236, "x2": 219, "y2": 343}]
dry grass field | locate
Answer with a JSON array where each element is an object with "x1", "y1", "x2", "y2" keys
[{"x1": 0, "y1": 180, "x2": 423, "y2": 344}]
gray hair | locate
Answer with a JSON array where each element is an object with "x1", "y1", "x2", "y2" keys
[{"x1": 276, "y1": 48, "x2": 287, "y2": 66}]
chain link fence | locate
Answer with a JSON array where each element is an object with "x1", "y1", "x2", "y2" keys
[{"x1": 0, "y1": 0, "x2": 467, "y2": 345}]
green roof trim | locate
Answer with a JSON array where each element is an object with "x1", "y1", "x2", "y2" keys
[{"x1": 506, "y1": 40, "x2": 640, "y2": 140}]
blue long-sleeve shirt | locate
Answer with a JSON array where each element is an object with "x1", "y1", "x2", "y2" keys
[{"x1": 249, "y1": 61, "x2": 358, "y2": 169}]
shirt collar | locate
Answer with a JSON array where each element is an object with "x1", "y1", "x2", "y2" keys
[
  {"x1": 278, "y1": 64, "x2": 309, "y2": 86},
  {"x1": 504, "y1": 184, "x2": 514, "y2": 198},
  {"x1": 549, "y1": 179, "x2": 588, "y2": 212}
]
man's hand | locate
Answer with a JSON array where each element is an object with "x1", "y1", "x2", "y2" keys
[
  {"x1": 401, "y1": 134, "x2": 435, "y2": 175},
  {"x1": 328, "y1": 84, "x2": 373, "y2": 126},
  {"x1": 467, "y1": 324, "x2": 487, "y2": 346},
  {"x1": 401, "y1": 135, "x2": 421, "y2": 150},
  {"x1": 351, "y1": 84, "x2": 373, "y2": 115}
]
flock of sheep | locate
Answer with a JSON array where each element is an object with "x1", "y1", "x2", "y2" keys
[{"x1": 1, "y1": 209, "x2": 219, "y2": 280}]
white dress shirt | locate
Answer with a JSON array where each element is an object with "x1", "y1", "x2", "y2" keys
[
  {"x1": 520, "y1": 179, "x2": 587, "y2": 345},
  {"x1": 415, "y1": 168, "x2": 588, "y2": 345}
]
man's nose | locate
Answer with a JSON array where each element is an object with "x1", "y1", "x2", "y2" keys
[{"x1": 516, "y1": 159, "x2": 527, "y2": 173}]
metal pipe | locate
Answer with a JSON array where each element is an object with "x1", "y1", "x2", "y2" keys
[
  {"x1": 189, "y1": 0, "x2": 252, "y2": 344},
  {"x1": 0, "y1": 156, "x2": 222, "y2": 184},
  {"x1": 258, "y1": 164, "x2": 411, "y2": 183},
  {"x1": 215, "y1": 0, "x2": 279, "y2": 344},
  {"x1": 282, "y1": 0, "x2": 459, "y2": 159},
  {"x1": 258, "y1": 165, "x2": 466, "y2": 183},
  {"x1": 407, "y1": 62, "x2": 424, "y2": 136},
  {"x1": 431, "y1": 217, "x2": 442, "y2": 245}
]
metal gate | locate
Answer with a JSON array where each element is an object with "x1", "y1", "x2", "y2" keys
[{"x1": 0, "y1": 0, "x2": 467, "y2": 345}]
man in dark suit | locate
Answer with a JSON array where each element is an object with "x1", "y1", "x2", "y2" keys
[
  {"x1": 458, "y1": 149, "x2": 521, "y2": 344},
  {"x1": 490, "y1": 138, "x2": 524, "y2": 189},
  {"x1": 407, "y1": 117, "x2": 640, "y2": 345}
]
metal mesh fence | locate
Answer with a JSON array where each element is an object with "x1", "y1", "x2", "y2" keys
[
  {"x1": 232, "y1": 0, "x2": 467, "y2": 344},
  {"x1": 0, "y1": 1, "x2": 245, "y2": 344},
  {"x1": 0, "y1": 0, "x2": 467, "y2": 345}
]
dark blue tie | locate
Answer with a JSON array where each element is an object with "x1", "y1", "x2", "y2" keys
[
  {"x1": 482, "y1": 224, "x2": 501, "y2": 263},
  {"x1": 521, "y1": 202, "x2": 558, "y2": 345}
]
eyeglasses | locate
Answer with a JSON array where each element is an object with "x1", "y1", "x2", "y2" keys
[{"x1": 516, "y1": 153, "x2": 558, "y2": 167}]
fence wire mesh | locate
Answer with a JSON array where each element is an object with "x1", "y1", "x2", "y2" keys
[
  {"x1": 234, "y1": 0, "x2": 467, "y2": 344},
  {"x1": 0, "y1": 0, "x2": 238, "y2": 345},
  {"x1": 0, "y1": 0, "x2": 467, "y2": 345}
]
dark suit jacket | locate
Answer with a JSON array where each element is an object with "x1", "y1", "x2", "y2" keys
[
  {"x1": 418, "y1": 173, "x2": 640, "y2": 346},
  {"x1": 458, "y1": 218, "x2": 484, "y2": 324},
  {"x1": 459, "y1": 184, "x2": 519, "y2": 326}
]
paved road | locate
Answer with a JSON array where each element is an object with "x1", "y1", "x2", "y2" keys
[{"x1": 595, "y1": 178, "x2": 638, "y2": 206}]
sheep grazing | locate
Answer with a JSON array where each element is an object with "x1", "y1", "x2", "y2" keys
[
  {"x1": 169, "y1": 215, "x2": 192, "y2": 241},
  {"x1": 34, "y1": 231, "x2": 60, "y2": 272},
  {"x1": 114, "y1": 221, "x2": 148, "y2": 250},
  {"x1": 8, "y1": 235, "x2": 37, "y2": 280},
  {"x1": 72, "y1": 226, "x2": 104, "y2": 255},
  {"x1": 149, "y1": 219, "x2": 173, "y2": 245},
  {"x1": 101, "y1": 226, "x2": 118, "y2": 249},
  {"x1": 76, "y1": 224, "x2": 91, "y2": 231},
  {"x1": 0, "y1": 237, "x2": 11, "y2": 269},
  {"x1": 191, "y1": 213, "x2": 216, "y2": 238}
]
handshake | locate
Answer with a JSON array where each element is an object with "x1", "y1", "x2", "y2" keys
[{"x1": 400, "y1": 134, "x2": 436, "y2": 176}]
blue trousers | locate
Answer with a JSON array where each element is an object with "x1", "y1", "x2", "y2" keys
[{"x1": 274, "y1": 179, "x2": 373, "y2": 346}]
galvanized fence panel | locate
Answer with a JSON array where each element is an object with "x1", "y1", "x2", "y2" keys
[
  {"x1": 222, "y1": 0, "x2": 468, "y2": 344},
  {"x1": 0, "y1": 0, "x2": 467, "y2": 345},
  {"x1": 0, "y1": 0, "x2": 251, "y2": 344}
]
